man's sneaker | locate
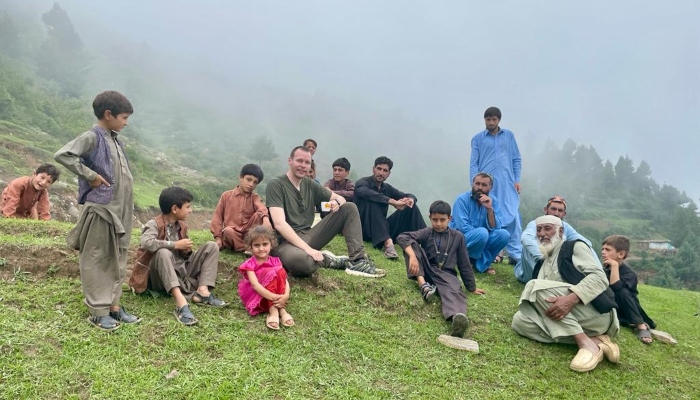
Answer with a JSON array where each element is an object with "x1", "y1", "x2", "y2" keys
[
  {"x1": 109, "y1": 306, "x2": 142, "y2": 324},
  {"x1": 450, "y1": 313, "x2": 470, "y2": 338},
  {"x1": 383, "y1": 244, "x2": 399, "y2": 260},
  {"x1": 87, "y1": 314, "x2": 121, "y2": 332},
  {"x1": 320, "y1": 250, "x2": 350, "y2": 270},
  {"x1": 345, "y1": 257, "x2": 386, "y2": 278}
]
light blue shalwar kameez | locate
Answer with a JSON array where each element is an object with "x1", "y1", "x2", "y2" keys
[
  {"x1": 470, "y1": 128, "x2": 522, "y2": 261},
  {"x1": 449, "y1": 191, "x2": 510, "y2": 273}
]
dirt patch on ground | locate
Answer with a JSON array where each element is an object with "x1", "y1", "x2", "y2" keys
[
  {"x1": 0, "y1": 240, "x2": 234, "y2": 282},
  {"x1": 0, "y1": 245, "x2": 80, "y2": 280}
]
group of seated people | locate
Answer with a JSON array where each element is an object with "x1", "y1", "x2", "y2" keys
[{"x1": 2, "y1": 144, "x2": 659, "y2": 373}]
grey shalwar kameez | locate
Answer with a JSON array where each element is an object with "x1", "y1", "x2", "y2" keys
[{"x1": 56, "y1": 128, "x2": 133, "y2": 317}]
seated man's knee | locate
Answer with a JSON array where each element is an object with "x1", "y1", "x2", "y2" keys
[
  {"x1": 492, "y1": 228, "x2": 510, "y2": 243},
  {"x1": 279, "y1": 252, "x2": 317, "y2": 277},
  {"x1": 340, "y1": 202, "x2": 358, "y2": 214},
  {"x1": 469, "y1": 227, "x2": 489, "y2": 243}
]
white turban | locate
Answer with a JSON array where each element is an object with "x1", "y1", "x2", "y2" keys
[{"x1": 535, "y1": 215, "x2": 562, "y2": 226}]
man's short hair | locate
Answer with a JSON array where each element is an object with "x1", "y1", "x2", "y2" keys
[
  {"x1": 289, "y1": 145, "x2": 310, "y2": 158},
  {"x1": 373, "y1": 156, "x2": 393, "y2": 170},
  {"x1": 239, "y1": 164, "x2": 264, "y2": 183},
  {"x1": 429, "y1": 200, "x2": 451, "y2": 216},
  {"x1": 332, "y1": 157, "x2": 351, "y2": 171},
  {"x1": 484, "y1": 106, "x2": 501, "y2": 119},
  {"x1": 303, "y1": 139, "x2": 317, "y2": 148},
  {"x1": 36, "y1": 163, "x2": 60, "y2": 182},
  {"x1": 93, "y1": 91, "x2": 133, "y2": 120},
  {"x1": 159, "y1": 186, "x2": 193, "y2": 214},
  {"x1": 473, "y1": 172, "x2": 493, "y2": 186},
  {"x1": 546, "y1": 195, "x2": 567, "y2": 210},
  {"x1": 602, "y1": 235, "x2": 630, "y2": 258}
]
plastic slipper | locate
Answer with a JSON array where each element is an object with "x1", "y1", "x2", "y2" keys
[
  {"x1": 651, "y1": 329, "x2": 678, "y2": 345},
  {"x1": 634, "y1": 326, "x2": 653, "y2": 344},
  {"x1": 266, "y1": 314, "x2": 280, "y2": 330},
  {"x1": 192, "y1": 291, "x2": 228, "y2": 307}
]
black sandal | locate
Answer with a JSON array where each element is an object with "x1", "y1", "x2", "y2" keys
[
  {"x1": 173, "y1": 304, "x2": 198, "y2": 326},
  {"x1": 420, "y1": 283, "x2": 437, "y2": 302},
  {"x1": 192, "y1": 291, "x2": 228, "y2": 307}
]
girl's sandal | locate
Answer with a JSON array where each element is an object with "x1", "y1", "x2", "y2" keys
[
  {"x1": 281, "y1": 313, "x2": 295, "y2": 327},
  {"x1": 266, "y1": 314, "x2": 280, "y2": 330}
]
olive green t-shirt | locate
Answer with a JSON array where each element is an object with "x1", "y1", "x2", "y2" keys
[{"x1": 266, "y1": 175, "x2": 331, "y2": 233}]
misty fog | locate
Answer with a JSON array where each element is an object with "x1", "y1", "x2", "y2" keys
[{"x1": 7, "y1": 0, "x2": 699, "y2": 205}]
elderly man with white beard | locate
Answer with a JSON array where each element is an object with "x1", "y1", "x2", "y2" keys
[{"x1": 511, "y1": 215, "x2": 620, "y2": 372}]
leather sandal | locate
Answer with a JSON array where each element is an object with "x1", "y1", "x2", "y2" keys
[
  {"x1": 173, "y1": 304, "x2": 198, "y2": 326},
  {"x1": 192, "y1": 291, "x2": 227, "y2": 307}
]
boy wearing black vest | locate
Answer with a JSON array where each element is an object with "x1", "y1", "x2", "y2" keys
[
  {"x1": 601, "y1": 235, "x2": 656, "y2": 344},
  {"x1": 131, "y1": 186, "x2": 225, "y2": 326},
  {"x1": 55, "y1": 91, "x2": 140, "y2": 331}
]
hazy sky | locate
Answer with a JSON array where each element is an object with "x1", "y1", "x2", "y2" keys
[{"x1": 44, "y1": 0, "x2": 700, "y2": 199}]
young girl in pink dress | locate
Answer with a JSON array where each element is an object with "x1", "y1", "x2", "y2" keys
[{"x1": 238, "y1": 226, "x2": 294, "y2": 330}]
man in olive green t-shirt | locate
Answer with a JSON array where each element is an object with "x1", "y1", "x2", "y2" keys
[{"x1": 266, "y1": 146, "x2": 384, "y2": 278}]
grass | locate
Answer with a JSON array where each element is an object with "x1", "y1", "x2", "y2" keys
[{"x1": 0, "y1": 219, "x2": 699, "y2": 399}]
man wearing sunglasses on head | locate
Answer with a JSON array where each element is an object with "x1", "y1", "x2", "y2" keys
[{"x1": 514, "y1": 196, "x2": 600, "y2": 283}]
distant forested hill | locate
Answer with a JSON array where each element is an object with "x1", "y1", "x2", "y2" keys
[{"x1": 0, "y1": 2, "x2": 698, "y2": 291}]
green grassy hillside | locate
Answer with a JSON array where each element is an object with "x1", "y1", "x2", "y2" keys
[{"x1": 0, "y1": 218, "x2": 698, "y2": 399}]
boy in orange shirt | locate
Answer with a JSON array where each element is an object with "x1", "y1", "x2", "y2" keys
[
  {"x1": 211, "y1": 164, "x2": 271, "y2": 252},
  {"x1": 1, "y1": 163, "x2": 60, "y2": 220}
]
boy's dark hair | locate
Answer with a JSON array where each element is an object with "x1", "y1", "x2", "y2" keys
[
  {"x1": 483, "y1": 106, "x2": 502, "y2": 119},
  {"x1": 290, "y1": 145, "x2": 310, "y2": 158},
  {"x1": 373, "y1": 156, "x2": 393, "y2": 170},
  {"x1": 332, "y1": 157, "x2": 351, "y2": 171},
  {"x1": 310, "y1": 160, "x2": 316, "y2": 171},
  {"x1": 159, "y1": 186, "x2": 193, "y2": 214},
  {"x1": 36, "y1": 163, "x2": 60, "y2": 182},
  {"x1": 239, "y1": 164, "x2": 264, "y2": 183},
  {"x1": 429, "y1": 200, "x2": 451, "y2": 216},
  {"x1": 244, "y1": 225, "x2": 278, "y2": 249},
  {"x1": 602, "y1": 235, "x2": 630, "y2": 259},
  {"x1": 303, "y1": 138, "x2": 318, "y2": 148},
  {"x1": 93, "y1": 91, "x2": 134, "y2": 120}
]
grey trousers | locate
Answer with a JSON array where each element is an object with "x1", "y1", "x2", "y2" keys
[
  {"x1": 75, "y1": 211, "x2": 127, "y2": 317},
  {"x1": 148, "y1": 242, "x2": 220, "y2": 295},
  {"x1": 273, "y1": 202, "x2": 365, "y2": 277}
]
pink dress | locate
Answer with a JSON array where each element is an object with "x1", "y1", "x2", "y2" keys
[{"x1": 238, "y1": 256, "x2": 287, "y2": 315}]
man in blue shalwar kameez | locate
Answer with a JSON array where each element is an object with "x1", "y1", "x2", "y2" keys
[
  {"x1": 470, "y1": 106, "x2": 522, "y2": 265},
  {"x1": 449, "y1": 173, "x2": 509, "y2": 274}
]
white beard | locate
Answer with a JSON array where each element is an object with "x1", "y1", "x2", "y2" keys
[{"x1": 539, "y1": 232, "x2": 564, "y2": 258}]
